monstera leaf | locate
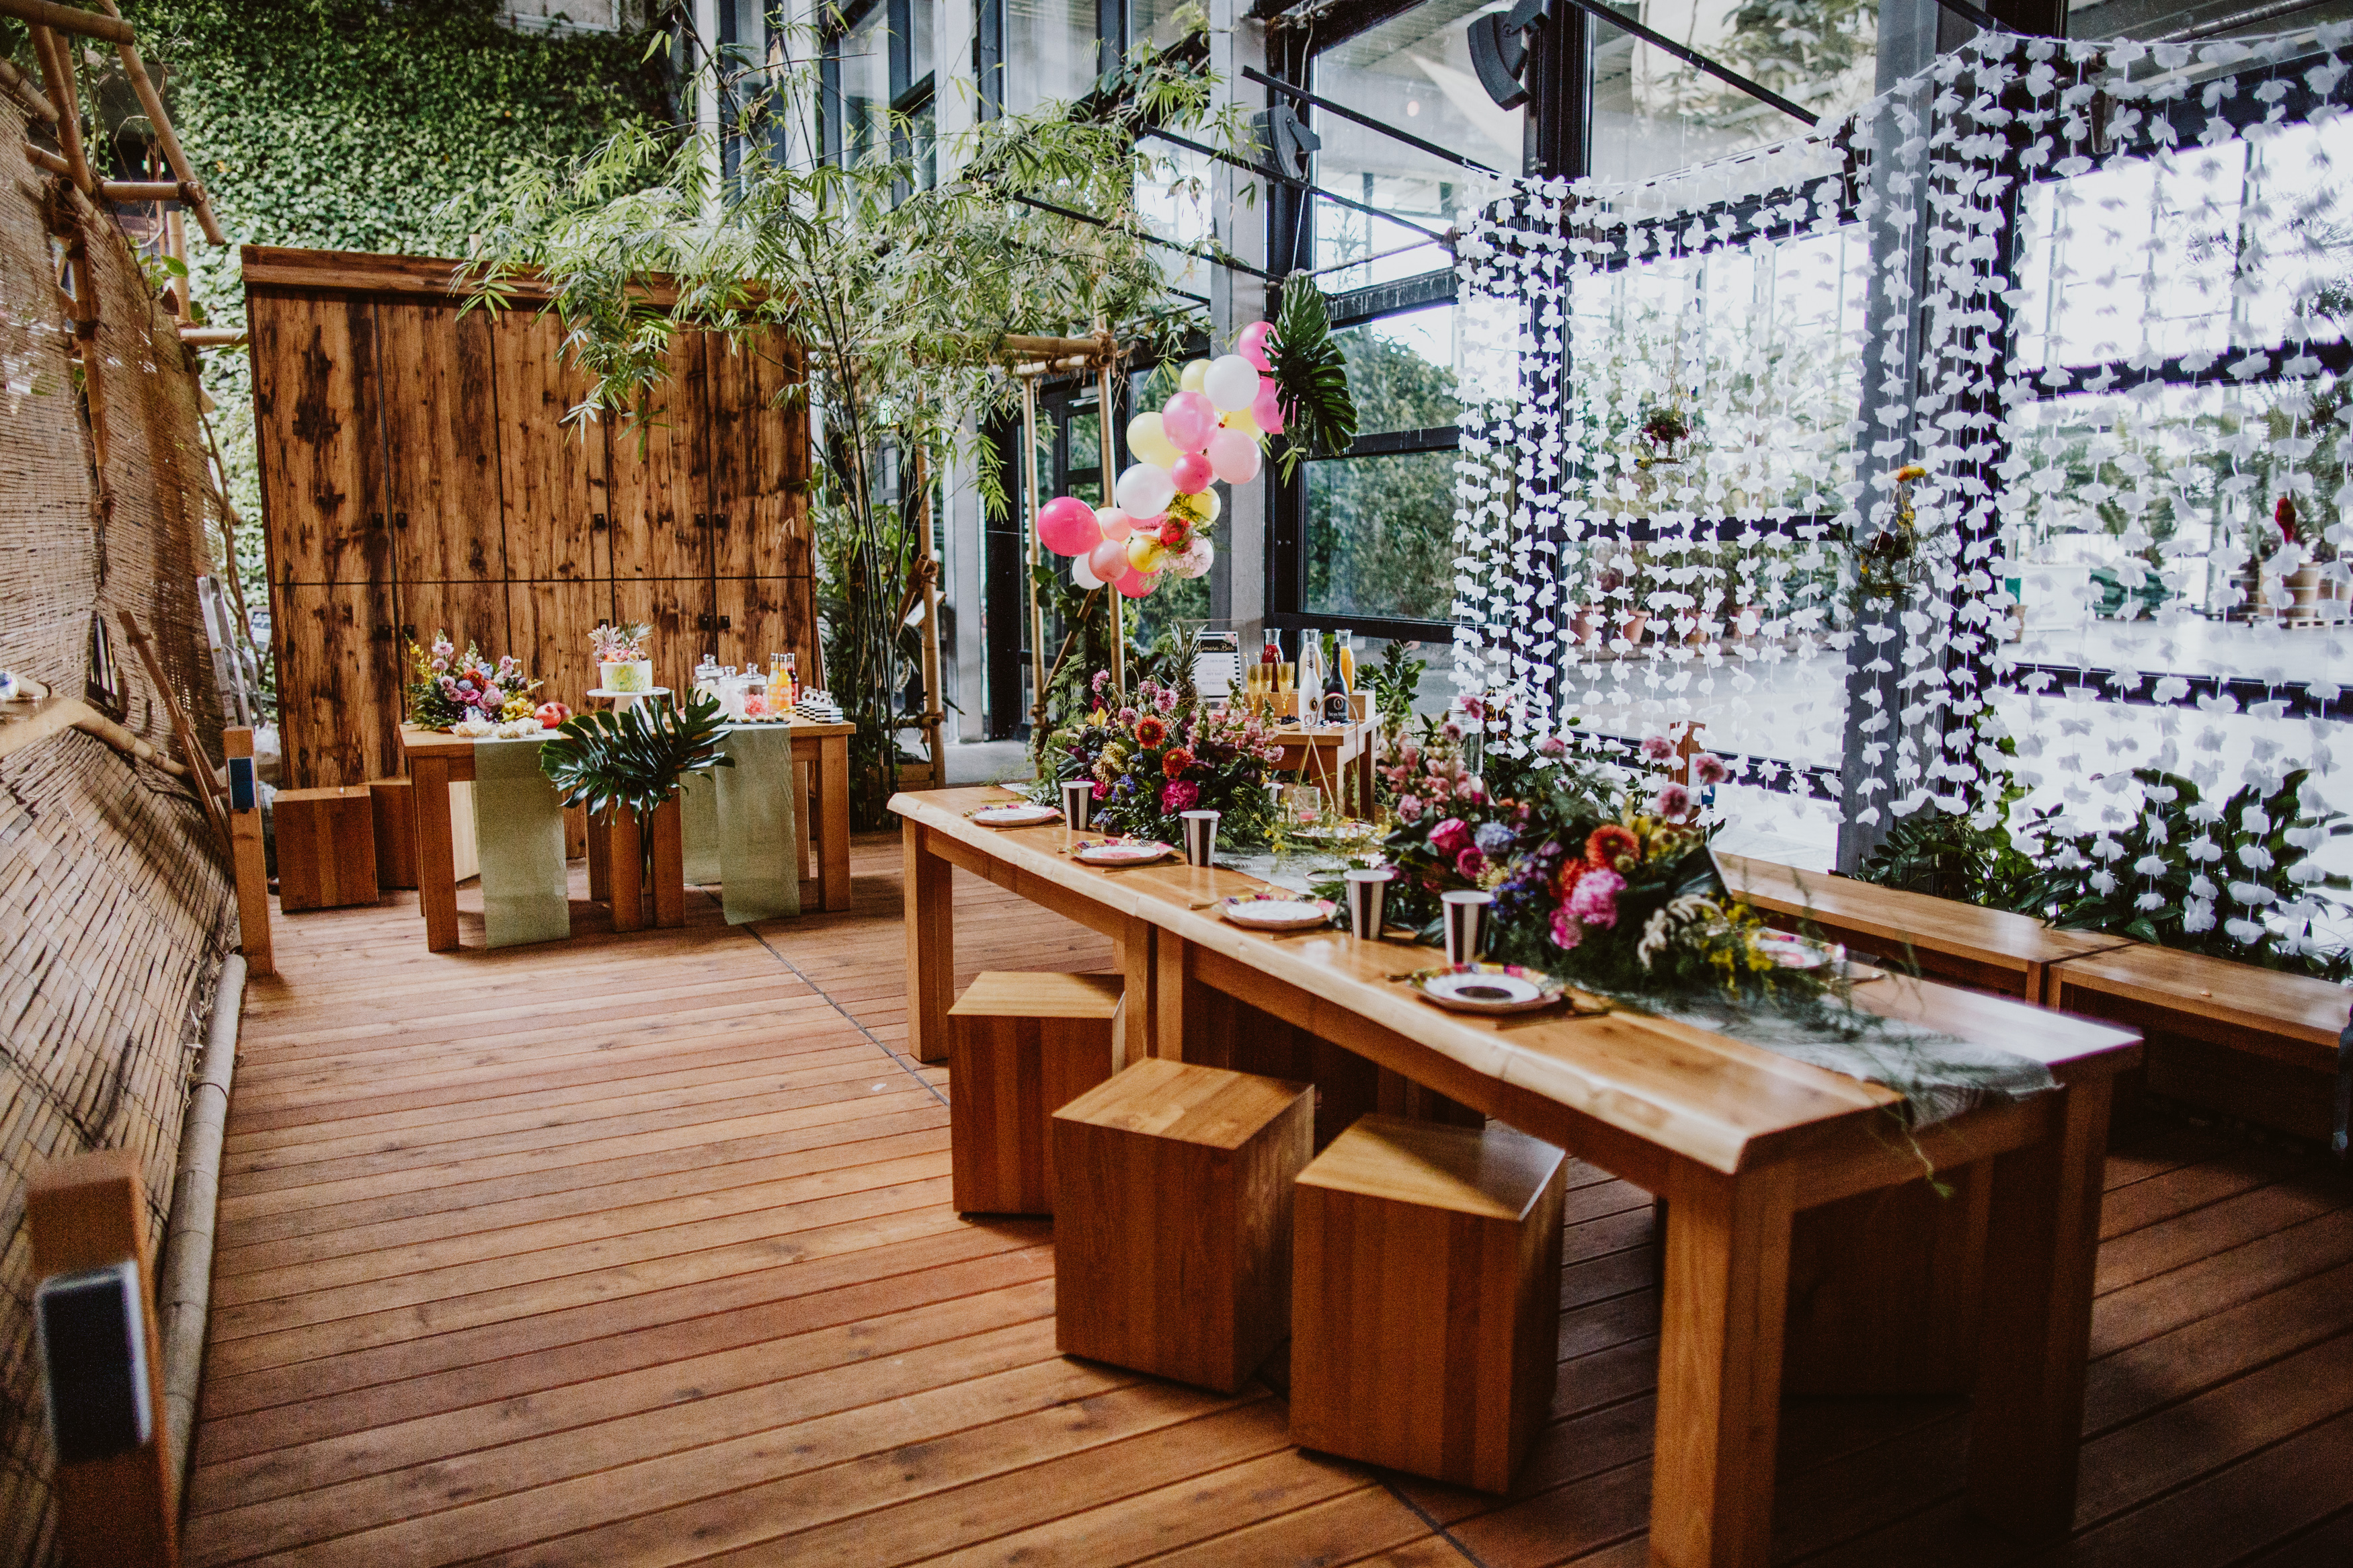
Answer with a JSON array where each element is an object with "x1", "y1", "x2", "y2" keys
[
  {"x1": 539, "y1": 694, "x2": 734, "y2": 832},
  {"x1": 1269, "y1": 274, "x2": 1358, "y2": 479}
]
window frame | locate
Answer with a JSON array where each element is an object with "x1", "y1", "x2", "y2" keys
[{"x1": 820, "y1": 0, "x2": 936, "y2": 177}]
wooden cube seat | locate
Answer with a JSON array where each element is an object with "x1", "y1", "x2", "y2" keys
[
  {"x1": 1052, "y1": 1057, "x2": 1312, "y2": 1393},
  {"x1": 1291, "y1": 1112, "x2": 1568, "y2": 1493},
  {"x1": 273, "y1": 786, "x2": 379, "y2": 912},
  {"x1": 949, "y1": 971, "x2": 1124, "y2": 1216}
]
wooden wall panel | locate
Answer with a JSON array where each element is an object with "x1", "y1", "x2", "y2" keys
[
  {"x1": 614, "y1": 578, "x2": 715, "y2": 698},
  {"x1": 714, "y1": 576, "x2": 820, "y2": 686},
  {"x1": 275, "y1": 581, "x2": 402, "y2": 787},
  {"x1": 495, "y1": 311, "x2": 609, "y2": 581},
  {"x1": 397, "y1": 580, "x2": 512, "y2": 682},
  {"x1": 248, "y1": 290, "x2": 389, "y2": 585},
  {"x1": 379, "y1": 300, "x2": 503, "y2": 581},
  {"x1": 514, "y1": 579, "x2": 612, "y2": 711},
  {"x1": 709, "y1": 336, "x2": 811, "y2": 579},
  {"x1": 608, "y1": 333, "x2": 711, "y2": 582}
]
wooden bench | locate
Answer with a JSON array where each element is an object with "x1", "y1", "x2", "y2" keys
[
  {"x1": 1716, "y1": 852, "x2": 2132, "y2": 1000},
  {"x1": 2048, "y1": 944, "x2": 2352, "y2": 1147}
]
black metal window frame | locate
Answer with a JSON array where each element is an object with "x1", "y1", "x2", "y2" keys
[
  {"x1": 820, "y1": 0, "x2": 936, "y2": 175},
  {"x1": 973, "y1": 0, "x2": 1144, "y2": 121}
]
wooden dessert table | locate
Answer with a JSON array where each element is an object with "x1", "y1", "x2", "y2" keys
[
  {"x1": 892, "y1": 786, "x2": 2142, "y2": 1568},
  {"x1": 400, "y1": 718, "x2": 855, "y2": 951}
]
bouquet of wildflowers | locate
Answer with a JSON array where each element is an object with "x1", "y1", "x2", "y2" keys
[
  {"x1": 1043, "y1": 670, "x2": 1285, "y2": 848},
  {"x1": 1373, "y1": 716, "x2": 1786, "y2": 996},
  {"x1": 590, "y1": 622, "x2": 652, "y2": 663},
  {"x1": 406, "y1": 633, "x2": 541, "y2": 731}
]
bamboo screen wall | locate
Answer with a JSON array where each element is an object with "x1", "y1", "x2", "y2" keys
[
  {"x1": 243, "y1": 247, "x2": 817, "y2": 790},
  {"x1": 0, "y1": 96, "x2": 235, "y2": 1566}
]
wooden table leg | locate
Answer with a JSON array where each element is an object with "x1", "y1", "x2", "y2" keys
[
  {"x1": 906, "y1": 819, "x2": 955, "y2": 1063},
  {"x1": 1968, "y1": 1075, "x2": 2113, "y2": 1538},
  {"x1": 820, "y1": 733, "x2": 852, "y2": 911},
  {"x1": 651, "y1": 795, "x2": 686, "y2": 927},
  {"x1": 412, "y1": 754, "x2": 459, "y2": 952},
  {"x1": 606, "y1": 809, "x2": 645, "y2": 932},
  {"x1": 1650, "y1": 1157, "x2": 1796, "y2": 1568},
  {"x1": 1152, "y1": 925, "x2": 1197, "y2": 1062},
  {"x1": 1121, "y1": 918, "x2": 1159, "y2": 1064},
  {"x1": 1355, "y1": 727, "x2": 1378, "y2": 819}
]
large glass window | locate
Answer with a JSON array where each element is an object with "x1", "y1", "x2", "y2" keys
[
  {"x1": 1006, "y1": 0, "x2": 1099, "y2": 113},
  {"x1": 824, "y1": 0, "x2": 936, "y2": 185}
]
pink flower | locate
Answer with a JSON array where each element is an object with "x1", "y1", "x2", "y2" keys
[
  {"x1": 1092, "y1": 780, "x2": 1109, "y2": 800},
  {"x1": 1655, "y1": 782, "x2": 1691, "y2": 818},
  {"x1": 1161, "y1": 780, "x2": 1199, "y2": 814},
  {"x1": 1462, "y1": 695, "x2": 1486, "y2": 720},
  {"x1": 1549, "y1": 905, "x2": 1584, "y2": 950},
  {"x1": 1691, "y1": 751, "x2": 1728, "y2": 786},
  {"x1": 1441, "y1": 722, "x2": 1464, "y2": 741},
  {"x1": 1537, "y1": 735, "x2": 1568, "y2": 758},
  {"x1": 1640, "y1": 734, "x2": 1675, "y2": 762},
  {"x1": 1430, "y1": 817, "x2": 1470, "y2": 856},
  {"x1": 1396, "y1": 794, "x2": 1424, "y2": 823},
  {"x1": 1455, "y1": 847, "x2": 1486, "y2": 880},
  {"x1": 1568, "y1": 868, "x2": 1624, "y2": 930},
  {"x1": 1464, "y1": 779, "x2": 1488, "y2": 804}
]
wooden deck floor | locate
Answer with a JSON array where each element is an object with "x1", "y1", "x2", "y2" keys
[{"x1": 184, "y1": 833, "x2": 2353, "y2": 1566}]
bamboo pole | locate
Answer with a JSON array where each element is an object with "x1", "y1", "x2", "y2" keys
[
  {"x1": 118, "y1": 610, "x2": 231, "y2": 849},
  {"x1": 100, "y1": 178, "x2": 180, "y2": 202},
  {"x1": 0, "y1": 0, "x2": 133, "y2": 44},
  {"x1": 998, "y1": 332, "x2": 1109, "y2": 360},
  {"x1": 0, "y1": 56, "x2": 58, "y2": 120},
  {"x1": 1020, "y1": 370, "x2": 1049, "y2": 739},
  {"x1": 30, "y1": 25, "x2": 95, "y2": 196},
  {"x1": 91, "y1": 0, "x2": 227, "y2": 245},
  {"x1": 23, "y1": 140, "x2": 71, "y2": 177},
  {"x1": 1099, "y1": 354, "x2": 1125, "y2": 698},
  {"x1": 177, "y1": 326, "x2": 244, "y2": 347}
]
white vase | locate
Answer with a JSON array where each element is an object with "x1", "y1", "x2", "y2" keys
[{"x1": 601, "y1": 659, "x2": 653, "y2": 693}]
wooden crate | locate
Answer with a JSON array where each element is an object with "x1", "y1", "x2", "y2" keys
[{"x1": 275, "y1": 786, "x2": 379, "y2": 911}]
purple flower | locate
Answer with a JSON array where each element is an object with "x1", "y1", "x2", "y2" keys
[
  {"x1": 1549, "y1": 905, "x2": 1584, "y2": 950},
  {"x1": 1640, "y1": 734, "x2": 1675, "y2": 762},
  {"x1": 1429, "y1": 817, "x2": 1470, "y2": 856},
  {"x1": 1655, "y1": 782, "x2": 1691, "y2": 818},
  {"x1": 1162, "y1": 780, "x2": 1199, "y2": 814},
  {"x1": 1455, "y1": 847, "x2": 1486, "y2": 879},
  {"x1": 1474, "y1": 821, "x2": 1515, "y2": 855},
  {"x1": 1691, "y1": 751, "x2": 1728, "y2": 786},
  {"x1": 1396, "y1": 794, "x2": 1425, "y2": 823},
  {"x1": 1568, "y1": 868, "x2": 1624, "y2": 930}
]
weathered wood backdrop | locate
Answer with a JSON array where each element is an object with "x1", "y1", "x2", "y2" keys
[
  {"x1": 0, "y1": 95, "x2": 235, "y2": 1567},
  {"x1": 243, "y1": 247, "x2": 817, "y2": 790}
]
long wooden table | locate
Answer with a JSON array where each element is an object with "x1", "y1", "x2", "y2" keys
[
  {"x1": 893, "y1": 786, "x2": 2142, "y2": 1568},
  {"x1": 401, "y1": 718, "x2": 855, "y2": 951}
]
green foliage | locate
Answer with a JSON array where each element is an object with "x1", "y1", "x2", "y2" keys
[
  {"x1": 1363, "y1": 638, "x2": 1425, "y2": 735},
  {"x1": 1302, "y1": 326, "x2": 1460, "y2": 620},
  {"x1": 1852, "y1": 803, "x2": 2041, "y2": 911},
  {"x1": 539, "y1": 693, "x2": 734, "y2": 833},
  {"x1": 1268, "y1": 274, "x2": 1358, "y2": 479}
]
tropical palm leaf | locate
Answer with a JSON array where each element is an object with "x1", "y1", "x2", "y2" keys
[{"x1": 1269, "y1": 274, "x2": 1359, "y2": 479}]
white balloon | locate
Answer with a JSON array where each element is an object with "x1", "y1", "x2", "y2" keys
[
  {"x1": 1203, "y1": 354, "x2": 1261, "y2": 413},
  {"x1": 1072, "y1": 552, "x2": 1104, "y2": 589},
  {"x1": 1206, "y1": 427, "x2": 1261, "y2": 484},
  {"x1": 1113, "y1": 462, "x2": 1176, "y2": 520}
]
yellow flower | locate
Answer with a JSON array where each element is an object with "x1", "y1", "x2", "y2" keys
[
  {"x1": 502, "y1": 696, "x2": 536, "y2": 720},
  {"x1": 1894, "y1": 463, "x2": 1927, "y2": 482}
]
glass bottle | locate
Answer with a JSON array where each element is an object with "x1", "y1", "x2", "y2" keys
[
  {"x1": 1337, "y1": 629, "x2": 1357, "y2": 694},
  {"x1": 1322, "y1": 636, "x2": 1351, "y2": 726},
  {"x1": 692, "y1": 653, "x2": 721, "y2": 708}
]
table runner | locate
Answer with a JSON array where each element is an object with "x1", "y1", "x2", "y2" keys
[
  {"x1": 1220, "y1": 848, "x2": 2051, "y2": 1126},
  {"x1": 470, "y1": 735, "x2": 571, "y2": 948},
  {"x1": 679, "y1": 725, "x2": 801, "y2": 924}
]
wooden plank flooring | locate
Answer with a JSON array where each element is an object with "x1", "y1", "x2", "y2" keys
[{"x1": 184, "y1": 833, "x2": 2353, "y2": 1565}]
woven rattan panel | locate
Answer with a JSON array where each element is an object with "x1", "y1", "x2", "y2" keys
[{"x1": 0, "y1": 93, "x2": 235, "y2": 1567}]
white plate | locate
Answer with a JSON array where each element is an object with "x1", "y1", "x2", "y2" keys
[
  {"x1": 1756, "y1": 931, "x2": 1841, "y2": 971},
  {"x1": 972, "y1": 802, "x2": 1063, "y2": 827},
  {"x1": 1410, "y1": 965, "x2": 1566, "y2": 1015},
  {"x1": 1073, "y1": 840, "x2": 1176, "y2": 865},
  {"x1": 1219, "y1": 897, "x2": 1333, "y2": 930}
]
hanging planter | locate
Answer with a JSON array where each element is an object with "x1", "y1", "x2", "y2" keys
[{"x1": 1633, "y1": 399, "x2": 1701, "y2": 469}]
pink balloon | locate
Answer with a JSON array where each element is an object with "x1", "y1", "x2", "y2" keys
[
  {"x1": 1086, "y1": 538, "x2": 1129, "y2": 583},
  {"x1": 1170, "y1": 452, "x2": 1213, "y2": 494},
  {"x1": 1250, "y1": 381, "x2": 1285, "y2": 436},
  {"x1": 1096, "y1": 508, "x2": 1135, "y2": 542},
  {"x1": 1160, "y1": 390, "x2": 1218, "y2": 453},
  {"x1": 1207, "y1": 428, "x2": 1261, "y2": 485},
  {"x1": 1038, "y1": 495, "x2": 1100, "y2": 555},
  {"x1": 1238, "y1": 320, "x2": 1275, "y2": 372},
  {"x1": 1115, "y1": 566, "x2": 1158, "y2": 598}
]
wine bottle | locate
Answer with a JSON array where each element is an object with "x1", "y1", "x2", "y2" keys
[{"x1": 1322, "y1": 636, "x2": 1350, "y2": 725}]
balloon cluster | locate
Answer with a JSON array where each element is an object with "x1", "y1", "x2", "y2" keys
[{"x1": 1038, "y1": 324, "x2": 1283, "y2": 600}]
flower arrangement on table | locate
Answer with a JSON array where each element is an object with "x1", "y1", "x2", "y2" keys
[
  {"x1": 1363, "y1": 715, "x2": 1803, "y2": 998},
  {"x1": 406, "y1": 634, "x2": 549, "y2": 737},
  {"x1": 1041, "y1": 670, "x2": 1285, "y2": 848}
]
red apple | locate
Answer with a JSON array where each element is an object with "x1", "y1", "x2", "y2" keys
[{"x1": 535, "y1": 701, "x2": 571, "y2": 728}]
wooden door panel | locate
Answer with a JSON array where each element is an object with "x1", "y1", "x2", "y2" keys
[
  {"x1": 512, "y1": 579, "x2": 611, "y2": 712},
  {"x1": 379, "y1": 300, "x2": 504, "y2": 581},
  {"x1": 607, "y1": 334, "x2": 711, "y2": 582},
  {"x1": 395, "y1": 581, "x2": 512, "y2": 694},
  {"x1": 713, "y1": 577, "x2": 820, "y2": 689},
  {"x1": 495, "y1": 310, "x2": 608, "y2": 581},
  {"x1": 614, "y1": 578, "x2": 715, "y2": 698},
  {"x1": 248, "y1": 289, "x2": 390, "y2": 585},
  {"x1": 709, "y1": 333, "x2": 811, "y2": 578},
  {"x1": 274, "y1": 580, "x2": 401, "y2": 788}
]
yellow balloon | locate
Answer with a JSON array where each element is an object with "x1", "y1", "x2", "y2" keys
[
  {"x1": 1179, "y1": 358, "x2": 1212, "y2": 393},
  {"x1": 1127, "y1": 412, "x2": 1181, "y2": 468},
  {"x1": 1220, "y1": 407, "x2": 1260, "y2": 436},
  {"x1": 1197, "y1": 486, "x2": 1222, "y2": 523},
  {"x1": 1127, "y1": 534, "x2": 1168, "y2": 573}
]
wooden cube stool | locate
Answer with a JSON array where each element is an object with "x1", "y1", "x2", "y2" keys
[
  {"x1": 1291, "y1": 1113, "x2": 1567, "y2": 1493},
  {"x1": 1052, "y1": 1057, "x2": 1312, "y2": 1393},
  {"x1": 273, "y1": 786, "x2": 379, "y2": 911},
  {"x1": 367, "y1": 777, "x2": 419, "y2": 890},
  {"x1": 949, "y1": 971, "x2": 1124, "y2": 1216}
]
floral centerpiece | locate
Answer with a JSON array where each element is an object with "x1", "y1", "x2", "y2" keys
[
  {"x1": 1366, "y1": 712, "x2": 1790, "y2": 997},
  {"x1": 407, "y1": 634, "x2": 541, "y2": 735},
  {"x1": 1042, "y1": 670, "x2": 1285, "y2": 848}
]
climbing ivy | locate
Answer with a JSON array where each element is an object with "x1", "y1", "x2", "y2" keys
[{"x1": 116, "y1": 0, "x2": 670, "y2": 709}]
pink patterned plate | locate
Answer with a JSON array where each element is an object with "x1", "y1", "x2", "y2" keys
[
  {"x1": 1218, "y1": 893, "x2": 1335, "y2": 931},
  {"x1": 1070, "y1": 837, "x2": 1177, "y2": 866}
]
